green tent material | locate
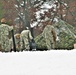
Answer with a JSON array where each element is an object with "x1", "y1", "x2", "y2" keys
[{"x1": 35, "y1": 19, "x2": 76, "y2": 50}]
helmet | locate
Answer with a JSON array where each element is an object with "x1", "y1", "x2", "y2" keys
[
  {"x1": 26, "y1": 27, "x2": 29, "y2": 30},
  {"x1": 1, "y1": 18, "x2": 6, "y2": 23}
]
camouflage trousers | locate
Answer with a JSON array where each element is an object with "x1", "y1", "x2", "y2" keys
[
  {"x1": 20, "y1": 36, "x2": 30, "y2": 50},
  {"x1": 0, "y1": 36, "x2": 11, "y2": 52},
  {"x1": 9, "y1": 38, "x2": 21, "y2": 52}
]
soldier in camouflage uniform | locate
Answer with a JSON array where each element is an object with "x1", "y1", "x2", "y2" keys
[
  {"x1": 42, "y1": 21, "x2": 56, "y2": 50},
  {"x1": 9, "y1": 33, "x2": 21, "y2": 51},
  {"x1": 0, "y1": 18, "x2": 13, "y2": 52},
  {"x1": 20, "y1": 28, "x2": 33, "y2": 51}
]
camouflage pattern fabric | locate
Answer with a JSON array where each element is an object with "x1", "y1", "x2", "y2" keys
[
  {"x1": 0, "y1": 24, "x2": 13, "y2": 52},
  {"x1": 20, "y1": 30, "x2": 33, "y2": 50},
  {"x1": 9, "y1": 33, "x2": 21, "y2": 51},
  {"x1": 54, "y1": 19, "x2": 76, "y2": 49},
  {"x1": 35, "y1": 33, "x2": 47, "y2": 50},
  {"x1": 42, "y1": 25, "x2": 56, "y2": 50},
  {"x1": 35, "y1": 20, "x2": 76, "y2": 50}
]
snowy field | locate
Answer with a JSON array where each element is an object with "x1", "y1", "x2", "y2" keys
[{"x1": 0, "y1": 49, "x2": 76, "y2": 75}]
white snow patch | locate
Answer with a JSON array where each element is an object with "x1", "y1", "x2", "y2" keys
[
  {"x1": 53, "y1": 18, "x2": 59, "y2": 22},
  {"x1": 0, "y1": 50, "x2": 76, "y2": 75},
  {"x1": 31, "y1": 21, "x2": 38, "y2": 27}
]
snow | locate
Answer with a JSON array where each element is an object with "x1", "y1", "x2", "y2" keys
[
  {"x1": 40, "y1": 2, "x2": 56, "y2": 9},
  {"x1": 15, "y1": 5, "x2": 18, "y2": 8},
  {"x1": 36, "y1": 11, "x2": 41, "y2": 19},
  {"x1": 0, "y1": 50, "x2": 76, "y2": 75},
  {"x1": 53, "y1": 18, "x2": 59, "y2": 22},
  {"x1": 31, "y1": 21, "x2": 38, "y2": 27},
  {"x1": 63, "y1": 14, "x2": 66, "y2": 17},
  {"x1": 41, "y1": 3, "x2": 52, "y2": 9},
  {"x1": 32, "y1": 1, "x2": 59, "y2": 27}
]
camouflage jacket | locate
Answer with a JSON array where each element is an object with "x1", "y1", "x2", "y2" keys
[
  {"x1": 0, "y1": 24, "x2": 13, "y2": 36},
  {"x1": 20, "y1": 30, "x2": 33, "y2": 40},
  {"x1": 42, "y1": 25, "x2": 56, "y2": 43},
  {"x1": 0, "y1": 24, "x2": 13, "y2": 44}
]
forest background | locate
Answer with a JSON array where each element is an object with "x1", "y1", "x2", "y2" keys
[{"x1": 0, "y1": 0, "x2": 76, "y2": 50}]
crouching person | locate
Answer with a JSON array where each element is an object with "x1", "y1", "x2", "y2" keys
[
  {"x1": 9, "y1": 33, "x2": 21, "y2": 52},
  {"x1": 20, "y1": 27, "x2": 33, "y2": 51}
]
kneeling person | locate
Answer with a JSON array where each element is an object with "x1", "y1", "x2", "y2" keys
[{"x1": 9, "y1": 33, "x2": 21, "y2": 51}]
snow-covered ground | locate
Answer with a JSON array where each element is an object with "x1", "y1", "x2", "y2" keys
[{"x1": 0, "y1": 49, "x2": 76, "y2": 75}]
